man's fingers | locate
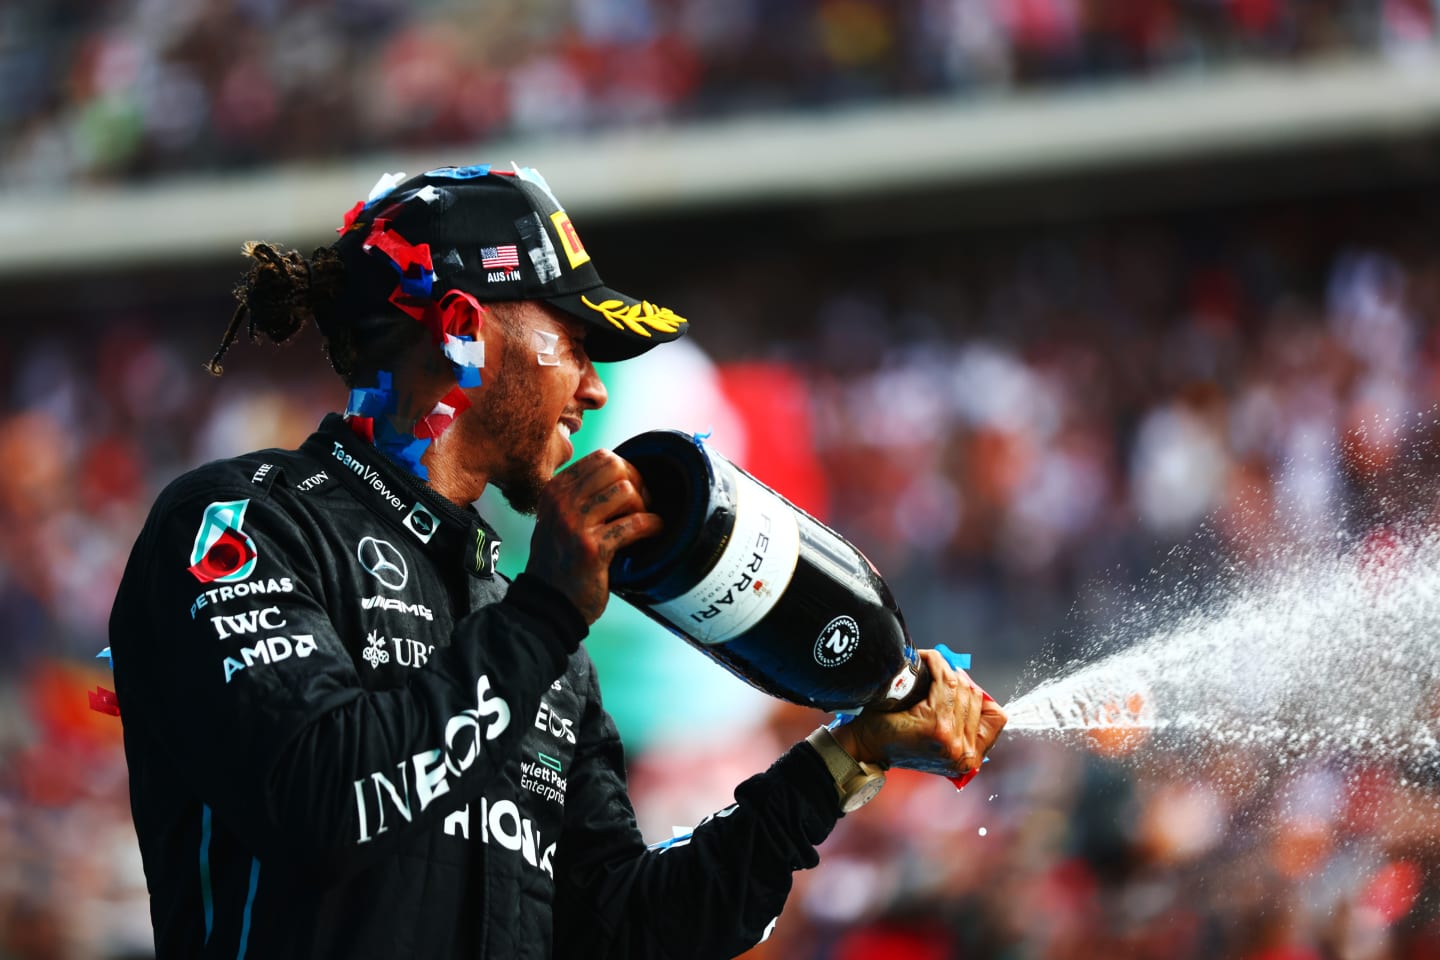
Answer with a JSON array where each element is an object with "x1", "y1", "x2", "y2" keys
[
  {"x1": 579, "y1": 479, "x2": 648, "y2": 524},
  {"x1": 960, "y1": 684, "x2": 982, "y2": 772},
  {"x1": 553, "y1": 449, "x2": 632, "y2": 499},
  {"x1": 979, "y1": 699, "x2": 1009, "y2": 750},
  {"x1": 601, "y1": 511, "x2": 664, "y2": 553},
  {"x1": 918, "y1": 648, "x2": 956, "y2": 692},
  {"x1": 546, "y1": 451, "x2": 657, "y2": 527},
  {"x1": 915, "y1": 648, "x2": 989, "y2": 776},
  {"x1": 856, "y1": 648, "x2": 1009, "y2": 777},
  {"x1": 619, "y1": 458, "x2": 653, "y2": 510}
]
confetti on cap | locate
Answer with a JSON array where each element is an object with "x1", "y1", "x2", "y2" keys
[
  {"x1": 424, "y1": 164, "x2": 492, "y2": 180},
  {"x1": 363, "y1": 221, "x2": 435, "y2": 298},
  {"x1": 365, "y1": 170, "x2": 408, "y2": 206},
  {"x1": 360, "y1": 221, "x2": 400, "y2": 265},
  {"x1": 395, "y1": 267, "x2": 436, "y2": 299},
  {"x1": 337, "y1": 200, "x2": 365, "y2": 236},
  {"x1": 512, "y1": 162, "x2": 562, "y2": 208}
]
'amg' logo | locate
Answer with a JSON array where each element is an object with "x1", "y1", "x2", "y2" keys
[
  {"x1": 362, "y1": 596, "x2": 435, "y2": 620},
  {"x1": 211, "y1": 606, "x2": 286, "y2": 639}
]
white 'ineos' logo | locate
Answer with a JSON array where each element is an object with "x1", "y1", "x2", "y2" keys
[{"x1": 357, "y1": 537, "x2": 408, "y2": 591}]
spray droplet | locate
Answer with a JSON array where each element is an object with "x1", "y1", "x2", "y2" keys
[
  {"x1": 977, "y1": 827, "x2": 988, "y2": 837},
  {"x1": 987, "y1": 794, "x2": 998, "y2": 801}
]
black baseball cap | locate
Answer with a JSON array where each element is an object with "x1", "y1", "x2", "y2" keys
[{"x1": 331, "y1": 163, "x2": 688, "y2": 362}]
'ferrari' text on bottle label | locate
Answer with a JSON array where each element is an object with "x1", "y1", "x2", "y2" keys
[{"x1": 650, "y1": 470, "x2": 801, "y2": 644}]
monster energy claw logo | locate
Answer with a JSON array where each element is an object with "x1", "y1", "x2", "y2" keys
[{"x1": 472, "y1": 529, "x2": 501, "y2": 575}]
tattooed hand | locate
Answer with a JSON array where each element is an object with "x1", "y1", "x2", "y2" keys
[
  {"x1": 831, "y1": 649, "x2": 1007, "y2": 777},
  {"x1": 526, "y1": 449, "x2": 662, "y2": 624}
]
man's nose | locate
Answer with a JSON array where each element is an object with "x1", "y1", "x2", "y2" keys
[{"x1": 577, "y1": 364, "x2": 607, "y2": 410}]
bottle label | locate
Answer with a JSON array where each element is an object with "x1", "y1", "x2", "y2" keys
[
  {"x1": 651, "y1": 468, "x2": 801, "y2": 644},
  {"x1": 886, "y1": 665, "x2": 916, "y2": 700}
]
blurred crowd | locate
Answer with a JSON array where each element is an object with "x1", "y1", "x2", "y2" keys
[
  {"x1": 629, "y1": 714, "x2": 1440, "y2": 960},
  {"x1": 2, "y1": 0, "x2": 1439, "y2": 188},
  {"x1": 635, "y1": 190, "x2": 1440, "y2": 960},
  {"x1": 635, "y1": 191, "x2": 1440, "y2": 680},
  {"x1": 3, "y1": 180, "x2": 1440, "y2": 957}
]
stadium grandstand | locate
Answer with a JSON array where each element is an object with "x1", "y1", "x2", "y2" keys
[{"x1": 3, "y1": 2, "x2": 1440, "y2": 957}]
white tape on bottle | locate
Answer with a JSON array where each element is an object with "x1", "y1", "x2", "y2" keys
[{"x1": 651, "y1": 468, "x2": 801, "y2": 644}]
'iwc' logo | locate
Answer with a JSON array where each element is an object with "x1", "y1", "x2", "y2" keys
[{"x1": 814, "y1": 616, "x2": 860, "y2": 667}]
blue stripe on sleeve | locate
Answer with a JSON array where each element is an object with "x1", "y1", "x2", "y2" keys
[
  {"x1": 236, "y1": 857, "x2": 260, "y2": 960},
  {"x1": 199, "y1": 805, "x2": 214, "y2": 943}
]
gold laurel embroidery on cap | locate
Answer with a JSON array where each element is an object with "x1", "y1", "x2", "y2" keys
[{"x1": 579, "y1": 296, "x2": 688, "y2": 338}]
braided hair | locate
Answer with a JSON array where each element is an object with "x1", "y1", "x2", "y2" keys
[
  {"x1": 210, "y1": 242, "x2": 424, "y2": 387},
  {"x1": 207, "y1": 242, "x2": 345, "y2": 379}
]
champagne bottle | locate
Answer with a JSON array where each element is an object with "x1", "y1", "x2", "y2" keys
[{"x1": 610, "y1": 430, "x2": 930, "y2": 714}]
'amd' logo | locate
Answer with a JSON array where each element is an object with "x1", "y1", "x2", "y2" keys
[
  {"x1": 211, "y1": 606, "x2": 286, "y2": 639},
  {"x1": 222, "y1": 634, "x2": 317, "y2": 683}
]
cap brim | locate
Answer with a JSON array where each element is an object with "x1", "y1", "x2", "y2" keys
[{"x1": 545, "y1": 285, "x2": 689, "y2": 362}]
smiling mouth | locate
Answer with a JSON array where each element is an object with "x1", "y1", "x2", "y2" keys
[{"x1": 558, "y1": 416, "x2": 582, "y2": 440}]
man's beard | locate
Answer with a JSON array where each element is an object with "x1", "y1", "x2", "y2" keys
[
  {"x1": 494, "y1": 466, "x2": 548, "y2": 516},
  {"x1": 479, "y1": 354, "x2": 559, "y2": 517}
]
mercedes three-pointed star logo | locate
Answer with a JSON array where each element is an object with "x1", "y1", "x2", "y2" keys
[{"x1": 357, "y1": 536, "x2": 408, "y2": 591}]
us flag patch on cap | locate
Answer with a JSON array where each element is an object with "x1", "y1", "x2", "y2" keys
[{"x1": 481, "y1": 245, "x2": 520, "y2": 269}]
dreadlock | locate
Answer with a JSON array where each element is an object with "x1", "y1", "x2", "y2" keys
[{"x1": 208, "y1": 242, "x2": 354, "y2": 381}]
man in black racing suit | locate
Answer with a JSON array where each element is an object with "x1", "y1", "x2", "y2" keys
[{"x1": 109, "y1": 164, "x2": 1007, "y2": 959}]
